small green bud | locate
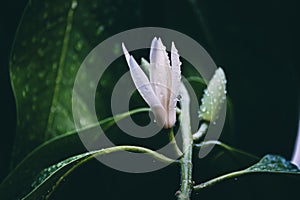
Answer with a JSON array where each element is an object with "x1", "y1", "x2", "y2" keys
[{"x1": 199, "y1": 68, "x2": 227, "y2": 122}]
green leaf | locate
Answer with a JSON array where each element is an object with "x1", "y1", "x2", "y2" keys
[
  {"x1": 17, "y1": 146, "x2": 175, "y2": 200},
  {"x1": 0, "y1": 108, "x2": 149, "y2": 200},
  {"x1": 247, "y1": 154, "x2": 299, "y2": 173},
  {"x1": 9, "y1": 0, "x2": 141, "y2": 168},
  {"x1": 194, "y1": 154, "x2": 300, "y2": 190}
]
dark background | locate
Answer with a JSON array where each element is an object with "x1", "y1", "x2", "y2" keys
[
  {"x1": 1, "y1": 0, "x2": 299, "y2": 199},
  {"x1": 0, "y1": 0, "x2": 28, "y2": 181}
]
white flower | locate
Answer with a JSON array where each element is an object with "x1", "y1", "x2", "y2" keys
[{"x1": 122, "y1": 37, "x2": 181, "y2": 128}]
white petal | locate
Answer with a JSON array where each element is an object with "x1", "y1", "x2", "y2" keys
[
  {"x1": 127, "y1": 56, "x2": 166, "y2": 126},
  {"x1": 149, "y1": 37, "x2": 172, "y2": 115},
  {"x1": 150, "y1": 37, "x2": 170, "y2": 65},
  {"x1": 168, "y1": 42, "x2": 182, "y2": 127},
  {"x1": 127, "y1": 56, "x2": 161, "y2": 107},
  {"x1": 291, "y1": 119, "x2": 300, "y2": 168},
  {"x1": 122, "y1": 42, "x2": 130, "y2": 64},
  {"x1": 122, "y1": 44, "x2": 160, "y2": 108}
]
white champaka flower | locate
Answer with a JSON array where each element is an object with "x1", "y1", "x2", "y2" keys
[{"x1": 122, "y1": 37, "x2": 181, "y2": 128}]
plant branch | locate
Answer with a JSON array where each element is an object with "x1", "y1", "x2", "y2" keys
[
  {"x1": 192, "y1": 122, "x2": 208, "y2": 141},
  {"x1": 193, "y1": 170, "x2": 245, "y2": 190},
  {"x1": 177, "y1": 83, "x2": 193, "y2": 200},
  {"x1": 194, "y1": 140, "x2": 260, "y2": 160},
  {"x1": 169, "y1": 129, "x2": 183, "y2": 158}
]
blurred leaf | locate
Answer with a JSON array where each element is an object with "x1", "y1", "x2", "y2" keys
[
  {"x1": 12, "y1": 145, "x2": 174, "y2": 200},
  {"x1": 0, "y1": 107, "x2": 149, "y2": 200},
  {"x1": 194, "y1": 154, "x2": 300, "y2": 190},
  {"x1": 9, "y1": 0, "x2": 141, "y2": 168}
]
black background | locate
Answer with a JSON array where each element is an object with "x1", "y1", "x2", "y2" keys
[{"x1": 1, "y1": 0, "x2": 299, "y2": 199}]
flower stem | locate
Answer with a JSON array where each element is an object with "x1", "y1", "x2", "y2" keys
[
  {"x1": 178, "y1": 84, "x2": 193, "y2": 200},
  {"x1": 169, "y1": 129, "x2": 183, "y2": 158},
  {"x1": 192, "y1": 122, "x2": 208, "y2": 141}
]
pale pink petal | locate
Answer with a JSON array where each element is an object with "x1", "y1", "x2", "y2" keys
[
  {"x1": 124, "y1": 52, "x2": 166, "y2": 126},
  {"x1": 149, "y1": 38, "x2": 172, "y2": 118},
  {"x1": 122, "y1": 43, "x2": 130, "y2": 64},
  {"x1": 127, "y1": 56, "x2": 162, "y2": 108},
  {"x1": 292, "y1": 119, "x2": 300, "y2": 168},
  {"x1": 128, "y1": 56, "x2": 166, "y2": 126},
  {"x1": 168, "y1": 42, "x2": 182, "y2": 127}
]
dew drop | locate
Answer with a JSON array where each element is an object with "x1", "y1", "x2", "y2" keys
[
  {"x1": 71, "y1": 1, "x2": 78, "y2": 9},
  {"x1": 75, "y1": 41, "x2": 83, "y2": 51},
  {"x1": 31, "y1": 36, "x2": 37, "y2": 43},
  {"x1": 96, "y1": 25, "x2": 105, "y2": 35},
  {"x1": 38, "y1": 72, "x2": 45, "y2": 78},
  {"x1": 52, "y1": 63, "x2": 58, "y2": 70},
  {"x1": 37, "y1": 48, "x2": 45, "y2": 57},
  {"x1": 176, "y1": 94, "x2": 182, "y2": 101},
  {"x1": 22, "y1": 90, "x2": 26, "y2": 97},
  {"x1": 43, "y1": 12, "x2": 48, "y2": 19}
]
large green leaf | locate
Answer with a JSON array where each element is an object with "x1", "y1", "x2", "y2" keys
[
  {"x1": 17, "y1": 146, "x2": 175, "y2": 200},
  {"x1": 194, "y1": 154, "x2": 300, "y2": 190},
  {"x1": 0, "y1": 108, "x2": 149, "y2": 200},
  {"x1": 7, "y1": 140, "x2": 260, "y2": 199},
  {"x1": 9, "y1": 0, "x2": 141, "y2": 168}
]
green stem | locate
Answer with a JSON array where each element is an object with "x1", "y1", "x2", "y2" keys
[
  {"x1": 178, "y1": 84, "x2": 193, "y2": 200},
  {"x1": 193, "y1": 170, "x2": 246, "y2": 190},
  {"x1": 186, "y1": 76, "x2": 206, "y2": 85},
  {"x1": 169, "y1": 129, "x2": 183, "y2": 158},
  {"x1": 44, "y1": 145, "x2": 178, "y2": 199},
  {"x1": 77, "y1": 107, "x2": 151, "y2": 132},
  {"x1": 192, "y1": 122, "x2": 208, "y2": 141},
  {"x1": 194, "y1": 140, "x2": 260, "y2": 160}
]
